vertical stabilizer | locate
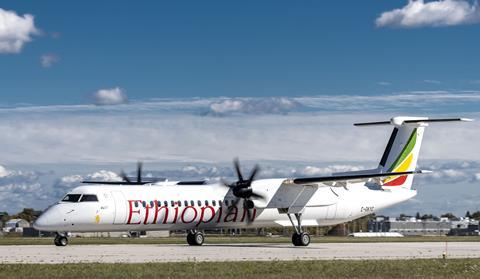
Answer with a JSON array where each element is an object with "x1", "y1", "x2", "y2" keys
[{"x1": 354, "y1": 116, "x2": 472, "y2": 190}]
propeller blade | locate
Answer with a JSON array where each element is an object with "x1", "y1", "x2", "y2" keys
[
  {"x1": 246, "y1": 207, "x2": 253, "y2": 225},
  {"x1": 248, "y1": 164, "x2": 260, "y2": 182},
  {"x1": 137, "y1": 161, "x2": 143, "y2": 183},
  {"x1": 120, "y1": 170, "x2": 131, "y2": 183},
  {"x1": 219, "y1": 179, "x2": 234, "y2": 189},
  {"x1": 250, "y1": 192, "x2": 265, "y2": 201},
  {"x1": 233, "y1": 158, "x2": 244, "y2": 182},
  {"x1": 225, "y1": 197, "x2": 241, "y2": 217}
]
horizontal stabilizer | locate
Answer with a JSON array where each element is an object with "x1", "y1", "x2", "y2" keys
[{"x1": 354, "y1": 117, "x2": 473, "y2": 127}]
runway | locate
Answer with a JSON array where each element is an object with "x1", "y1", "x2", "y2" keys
[{"x1": 1, "y1": 242, "x2": 480, "y2": 264}]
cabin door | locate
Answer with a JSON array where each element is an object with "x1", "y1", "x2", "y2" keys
[{"x1": 112, "y1": 191, "x2": 127, "y2": 224}]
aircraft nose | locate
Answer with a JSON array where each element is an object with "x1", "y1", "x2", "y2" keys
[{"x1": 34, "y1": 206, "x2": 61, "y2": 231}]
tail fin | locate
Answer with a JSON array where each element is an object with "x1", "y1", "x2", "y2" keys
[{"x1": 355, "y1": 116, "x2": 472, "y2": 190}]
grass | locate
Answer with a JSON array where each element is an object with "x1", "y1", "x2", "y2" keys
[
  {"x1": 1, "y1": 259, "x2": 480, "y2": 278},
  {"x1": 0, "y1": 235, "x2": 480, "y2": 245}
]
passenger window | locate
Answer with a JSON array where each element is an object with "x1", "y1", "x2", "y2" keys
[
  {"x1": 157, "y1": 200, "x2": 162, "y2": 207},
  {"x1": 184, "y1": 200, "x2": 188, "y2": 207},
  {"x1": 135, "y1": 201, "x2": 139, "y2": 207},
  {"x1": 171, "y1": 201, "x2": 175, "y2": 207},
  {"x1": 218, "y1": 200, "x2": 223, "y2": 206},
  {"x1": 212, "y1": 200, "x2": 216, "y2": 206},
  {"x1": 225, "y1": 200, "x2": 229, "y2": 206},
  {"x1": 150, "y1": 201, "x2": 154, "y2": 207},
  {"x1": 79, "y1": 194, "x2": 98, "y2": 202},
  {"x1": 164, "y1": 201, "x2": 168, "y2": 207},
  {"x1": 205, "y1": 200, "x2": 209, "y2": 206},
  {"x1": 142, "y1": 201, "x2": 146, "y2": 207},
  {"x1": 62, "y1": 194, "x2": 82, "y2": 203},
  {"x1": 177, "y1": 200, "x2": 182, "y2": 207},
  {"x1": 197, "y1": 200, "x2": 201, "y2": 206},
  {"x1": 190, "y1": 200, "x2": 194, "y2": 206}
]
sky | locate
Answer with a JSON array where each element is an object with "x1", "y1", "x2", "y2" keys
[
  {"x1": 1, "y1": 0, "x2": 480, "y2": 217},
  {"x1": 1, "y1": 1, "x2": 480, "y2": 105}
]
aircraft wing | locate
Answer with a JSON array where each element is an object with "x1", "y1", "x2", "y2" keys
[
  {"x1": 290, "y1": 170, "x2": 423, "y2": 185},
  {"x1": 265, "y1": 170, "x2": 424, "y2": 213}
]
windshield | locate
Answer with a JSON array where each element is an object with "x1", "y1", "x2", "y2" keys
[
  {"x1": 80, "y1": 194, "x2": 98, "y2": 202},
  {"x1": 61, "y1": 194, "x2": 82, "y2": 203}
]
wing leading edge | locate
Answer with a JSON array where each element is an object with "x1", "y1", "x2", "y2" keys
[{"x1": 290, "y1": 170, "x2": 426, "y2": 185}]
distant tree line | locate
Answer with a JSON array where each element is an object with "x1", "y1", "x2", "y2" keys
[{"x1": 0, "y1": 208, "x2": 43, "y2": 224}]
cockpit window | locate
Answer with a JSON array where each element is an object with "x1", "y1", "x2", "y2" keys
[
  {"x1": 80, "y1": 194, "x2": 99, "y2": 202},
  {"x1": 62, "y1": 194, "x2": 82, "y2": 203}
]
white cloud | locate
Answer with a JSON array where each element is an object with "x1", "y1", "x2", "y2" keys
[
  {"x1": 0, "y1": 165, "x2": 9, "y2": 177},
  {"x1": 378, "y1": 81, "x2": 392, "y2": 86},
  {"x1": 424, "y1": 79, "x2": 441, "y2": 84},
  {"x1": 0, "y1": 8, "x2": 38, "y2": 53},
  {"x1": 207, "y1": 97, "x2": 300, "y2": 115},
  {"x1": 0, "y1": 94, "x2": 477, "y2": 165},
  {"x1": 93, "y1": 87, "x2": 127, "y2": 105},
  {"x1": 0, "y1": 165, "x2": 46, "y2": 212},
  {"x1": 376, "y1": 0, "x2": 480, "y2": 28},
  {"x1": 54, "y1": 170, "x2": 121, "y2": 195},
  {"x1": 40, "y1": 53, "x2": 59, "y2": 68}
]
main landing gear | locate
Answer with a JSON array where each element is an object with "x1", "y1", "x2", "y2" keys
[
  {"x1": 287, "y1": 213, "x2": 310, "y2": 247},
  {"x1": 186, "y1": 230, "x2": 204, "y2": 246},
  {"x1": 54, "y1": 233, "x2": 69, "y2": 247}
]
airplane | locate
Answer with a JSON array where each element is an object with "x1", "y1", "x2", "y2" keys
[{"x1": 33, "y1": 116, "x2": 472, "y2": 247}]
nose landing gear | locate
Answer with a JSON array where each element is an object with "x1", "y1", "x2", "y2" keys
[
  {"x1": 186, "y1": 230, "x2": 204, "y2": 246},
  {"x1": 54, "y1": 233, "x2": 69, "y2": 247}
]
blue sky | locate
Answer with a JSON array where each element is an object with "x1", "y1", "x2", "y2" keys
[
  {"x1": 1, "y1": 1, "x2": 480, "y2": 215},
  {"x1": 1, "y1": 1, "x2": 480, "y2": 105}
]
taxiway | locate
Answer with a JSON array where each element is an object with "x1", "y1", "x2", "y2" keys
[{"x1": 1, "y1": 242, "x2": 479, "y2": 263}]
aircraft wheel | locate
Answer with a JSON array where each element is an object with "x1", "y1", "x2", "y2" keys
[
  {"x1": 299, "y1": 232, "x2": 310, "y2": 246},
  {"x1": 54, "y1": 235, "x2": 69, "y2": 247},
  {"x1": 292, "y1": 233, "x2": 300, "y2": 246},
  {"x1": 187, "y1": 231, "x2": 204, "y2": 246},
  {"x1": 292, "y1": 232, "x2": 310, "y2": 246}
]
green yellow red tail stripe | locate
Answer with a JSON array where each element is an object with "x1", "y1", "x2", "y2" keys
[{"x1": 383, "y1": 128, "x2": 417, "y2": 186}]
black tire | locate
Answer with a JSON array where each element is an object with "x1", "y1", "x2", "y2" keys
[
  {"x1": 187, "y1": 232, "x2": 204, "y2": 246},
  {"x1": 292, "y1": 233, "x2": 301, "y2": 246},
  {"x1": 54, "y1": 236, "x2": 68, "y2": 247},
  {"x1": 186, "y1": 233, "x2": 195, "y2": 245}
]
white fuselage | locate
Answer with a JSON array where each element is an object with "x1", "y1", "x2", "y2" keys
[{"x1": 34, "y1": 179, "x2": 416, "y2": 233}]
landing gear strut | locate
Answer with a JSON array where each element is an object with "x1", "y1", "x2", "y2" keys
[
  {"x1": 54, "y1": 233, "x2": 69, "y2": 247},
  {"x1": 287, "y1": 213, "x2": 310, "y2": 246},
  {"x1": 186, "y1": 230, "x2": 204, "y2": 246}
]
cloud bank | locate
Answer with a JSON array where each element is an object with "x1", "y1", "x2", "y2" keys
[
  {"x1": 1, "y1": 160, "x2": 479, "y2": 216},
  {"x1": 0, "y1": 8, "x2": 38, "y2": 53},
  {"x1": 93, "y1": 87, "x2": 128, "y2": 105},
  {"x1": 376, "y1": 0, "x2": 480, "y2": 28},
  {"x1": 0, "y1": 92, "x2": 478, "y2": 164},
  {"x1": 207, "y1": 97, "x2": 300, "y2": 115}
]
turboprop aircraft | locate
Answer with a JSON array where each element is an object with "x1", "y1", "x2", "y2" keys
[{"x1": 34, "y1": 116, "x2": 472, "y2": 247}]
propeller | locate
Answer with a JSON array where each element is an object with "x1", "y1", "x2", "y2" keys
[
  {"x1": 120, "y1": 161, "x2": 143, "y2": 184},
  {"x1": 83, "y1": 161, "x2": 162, "y2": 185},
  {"x1": 221, "y1": 158, "x2": 265, "y2": 224}
]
